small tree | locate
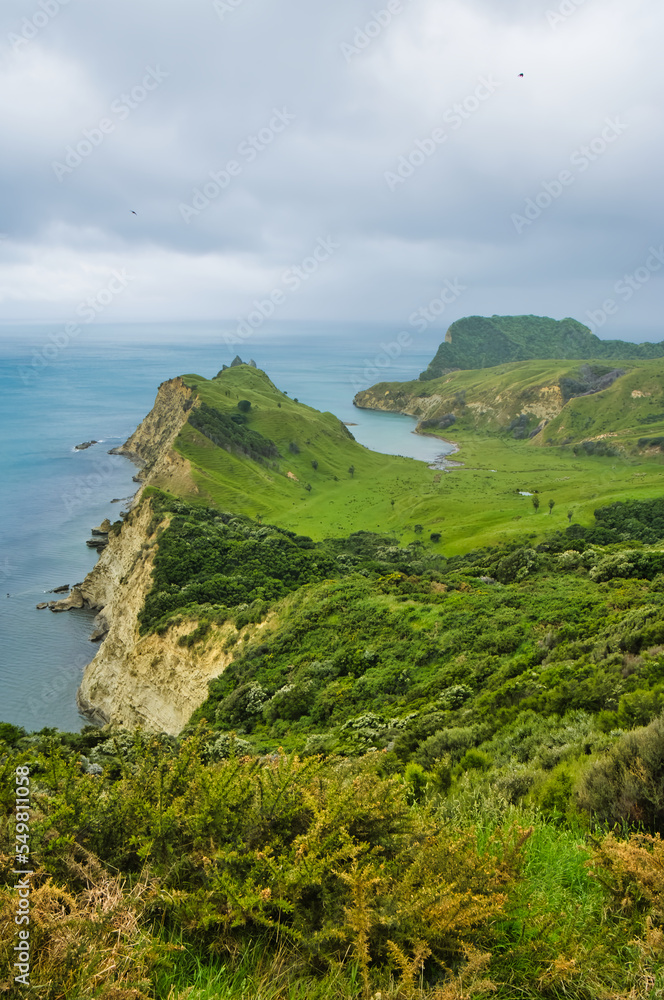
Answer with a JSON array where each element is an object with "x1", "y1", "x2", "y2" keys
[
  {"x1": 311, "y1": 460, "x2": 318, "y2": 471},
  {"x1": 414, "y1": 524, "x2": 423, "y2": 534},
  {"x1": 430, "y1": 532, "x2": 441, "y2": 543},
  {"x1": 548, "y1": 498, "x2": 555, "y2": 515},
  {"x1": 532, "y1": 495, "x2": 540, "y2": 513},
  {"x1": 391, "y1": 499, "x2": 395, "y2": 507},
  {"x1": 348, "y1": 465, "x2": 355, "y2": 478},
  {"x1": 567, "y1": 509, "x2": 574, "y2": 524},
  {"x1": 304, "y1": 483, "x2": 312, "y2": 492},
  {"x1": 237, "y1": 399, "x2": 251, "y2": 413},
  {"x1": 289, "y1": 442, "x2": 300, "y2": 455}
]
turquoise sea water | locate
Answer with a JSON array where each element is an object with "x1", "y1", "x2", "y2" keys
[{"x1": 0, "y1": 320, "x2": 452, "y2": 732}]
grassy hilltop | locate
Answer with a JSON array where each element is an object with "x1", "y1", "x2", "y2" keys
[
  {"x1": 173, "y1": 365, "x2": 443, "y2": 540},
  {"x1": 420, "y1": 314, "x2": 664, "y2": 380}
]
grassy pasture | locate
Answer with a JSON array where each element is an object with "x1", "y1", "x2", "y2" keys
[{"x1": 169, "y1": 364, "x2": 664, "y2": 554}]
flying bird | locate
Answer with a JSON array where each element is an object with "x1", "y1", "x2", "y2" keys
[
  {"x1": 131, "y1": 210, "x2": 137, "y2": 215},
  {"x1": 518, "y1": 73, "x2": 524, "y2": 78}
]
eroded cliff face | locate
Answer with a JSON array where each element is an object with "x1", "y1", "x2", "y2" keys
[
  {"x1": 353, "y1": 381, "x2": 566, "y2": 432},
  {"x1": 66, "y1": 377, "x2": 228, "y2": 734},
  {"x1": 353, "y1": 387, "x2": 433, "y2": 418},
  {"x1": 114, "y1": 376, "x2": 199, "y2": 498},
  {"x1": 74, "y1": 499, "x2": 242, "y2": 734}
]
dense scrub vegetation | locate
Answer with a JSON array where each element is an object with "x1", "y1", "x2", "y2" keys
[
  {"x1": 2, "y1": 726, "x2": 664, "y2": 998},
  {"x1": 567, "y1": 494, "x2": 664, "y2": 545},
  {"x1": 133, "y1": 489, "x2": 664, "y2": 837}
]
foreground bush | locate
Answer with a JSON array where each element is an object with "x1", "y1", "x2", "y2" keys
[
  {"x1": 0, "y1": 733, "x2": 526, "y2": 998},
  {"x1": 1, "y1": 730, "x2": 664, "y2": 998}
]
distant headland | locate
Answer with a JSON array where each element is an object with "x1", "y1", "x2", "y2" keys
[{"x1": 420, "y1": 314, "x2": 664, "y2": 380}]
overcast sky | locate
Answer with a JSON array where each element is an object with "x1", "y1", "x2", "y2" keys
[{"x1": 0, "y1": 0, "x2": 662, "y2": 340}]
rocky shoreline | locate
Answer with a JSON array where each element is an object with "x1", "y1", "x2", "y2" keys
[{"x1": 38, "y1": 376, "x2": 225, "y2": 733}]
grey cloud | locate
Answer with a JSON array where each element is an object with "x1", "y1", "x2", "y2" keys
[{"x1": 0, "y1": 0, "x2": 662, "y2": 337}]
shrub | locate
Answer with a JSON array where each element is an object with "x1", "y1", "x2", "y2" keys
[
  {"x1": 495, "y1": 766, "x2": 537, "y2": 803},
  {"x1": 590, "y1": 550, "x2": 664, "y2": 582},
  {"x1": 264, "y1": 682, "x2": 317, "y2": 723},
  {"x1": 618, "y1": 688, "x2": 664, "y2": 729},
  {"x1": 589, "y1": 831, "x2": 664, "y2": 920},
  {"x1": 416, "y1": 727, "x2": 479, "y2": 768},
  {"x1": 437, "y1": 684, "x2": 473, "y2": 710},
  {"x1": 557, "y1": 550, "x2": 582, "y2": 570},
  {"x1": 209, "y1": 732, "x2": 253, "y2": 759},
  {"x1": 215, "y1": 682, "x2": 269, "y2": 726},
  {"x1": 576, "y1": 713, "x2": 664, "y2": 830},
  {"x1": 495, "y1": 547, "x2": 540, "y2": 583},
  {"x1": 189, "y1": 401, "x2": 278, "y2": 464},
  {"x1": 573, "y1": 440, "x2": 618, "y2": 457},
  {"x1": 460, "y1": 748, "x2": 491, "y2": 771},
  {"x1": 403, "y1": 761, "x2": 429, "y2": 803}
]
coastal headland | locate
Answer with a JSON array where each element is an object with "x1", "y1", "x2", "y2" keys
[{"x1": 45, "y1": 327, "x2": 664, "y2": 736}]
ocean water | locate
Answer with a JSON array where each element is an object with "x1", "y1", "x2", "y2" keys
[{"x1": 0, "y1": 320, "x2": 452, "y2": 732}]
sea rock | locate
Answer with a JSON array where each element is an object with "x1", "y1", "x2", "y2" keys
[
  {"x1": 91, "y1": 519, "x2": 112, "y2": 535},
  {"x1": 36, "y1": 602, "x2": 49, "y2": 610},
  {"x1": 75, "y1": 440, "x2": 98, "y2": 450},
  {"x1": 50, "y1": 584, "x2": 70, "y2": 593},
  {"x1": 86, "y1": 538, "x2": 108, "y2": 549},
  {"x1": 50, "y1": 588, "x2": 85, "y2": 612}
]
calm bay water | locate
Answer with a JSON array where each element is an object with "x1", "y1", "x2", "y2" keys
[{"x1": 0, "y1": 320, "x2": 451, "y2": 732}]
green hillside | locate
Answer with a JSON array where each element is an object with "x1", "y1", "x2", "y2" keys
[
  {"x1": 174, "y1": 365, "x2": 442, "y2": 540},
  {"x1": 540, "y1": 362, "x2": 664, "y2": 451},
  {"x1": 420, "y1": 314, "x2": 664, "y2": 380},
  {"x1": 148, "y1": 362, "x2": 664, "y2": 555},
  {"x1": 356, "y1": 357, "x2": 664, "y2": 452}
]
